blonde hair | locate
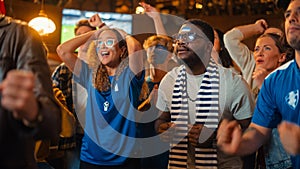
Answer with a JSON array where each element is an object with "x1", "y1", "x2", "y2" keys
[{"x1": 143, "y1": 35, "x2": 173, "y2": 52}]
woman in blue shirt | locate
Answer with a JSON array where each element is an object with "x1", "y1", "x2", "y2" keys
[{"x1": 57, "y1": 14, "x2": 147, "y2": 169}]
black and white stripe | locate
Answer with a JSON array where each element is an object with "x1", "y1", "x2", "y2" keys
[{"x1": 170, "y1": 58, "x2": 219, "y2": 169}]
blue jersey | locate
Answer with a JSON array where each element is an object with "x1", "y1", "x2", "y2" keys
[
  {"x1": 74, "y1": 60, "x2": 144, "y2": 165},
  {"x1": 252, "y1": 60, "x2": 300, "y2": 168}
]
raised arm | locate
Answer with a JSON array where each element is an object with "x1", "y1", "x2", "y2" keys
[
  {"x1": 223, "y1": 20, "x2": 266, "y2": 82},
  {"x1": 139, "y1": 2, "x2": 167, "y2": 36},
  {"x1": 122, "y1": 32, "x2": 144, "y2": 78},
  {"x1": 235, "y1": 19, "x2": 267, "y2": 39},
  {"x1": 56, "y1": 31, "x2": 95, "y2": 74},
  {"x1": 57, "y1": 13, "x2": 105, "y2": 75}
]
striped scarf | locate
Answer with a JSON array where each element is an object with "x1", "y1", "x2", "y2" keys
[{"x1": 170, "y1": 59, "x2": 219, "y2": 169}]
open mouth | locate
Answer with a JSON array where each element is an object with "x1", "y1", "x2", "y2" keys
[
  {"x1": 256, "y1": 59, "x2": 264, "y2": 64},
  {"x1": 101, "y1": 51, "x2": 110, "y2": 56},
  {"x1": 176, "y1": 46, "x2": 190, "y2": 54}
]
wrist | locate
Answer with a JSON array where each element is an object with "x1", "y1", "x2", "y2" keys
[{"x1": 98, "y1": 23, "x2": 106, "y2": 29}]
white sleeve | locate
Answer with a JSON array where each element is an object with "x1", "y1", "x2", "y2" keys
[
  {"x1": 224, "y1": 28, "x2": 256, "y2": 83},
  {"x1": 229, "y1": 73, "x2": 255, "y2": 120},
  {"x1": 156, "y1": 69, "x2": 177, "y2": 112}
]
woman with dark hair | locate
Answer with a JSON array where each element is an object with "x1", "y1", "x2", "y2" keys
[
  {"x1": 57, "y1": 14, "x2": 147, "y2": 169},
  {"x1": 214, "y1": 28, "x2": 241, "y2": 74}
]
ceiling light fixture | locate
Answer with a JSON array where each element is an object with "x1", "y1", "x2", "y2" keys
[
  {"x1": 135, "y1": 6, "x2": 145, "y2": 14},
  {"x1": 29, "y1": 0, "x2": 56, "y2": 36}
]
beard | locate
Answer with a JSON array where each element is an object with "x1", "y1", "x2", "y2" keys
[
  {"x1": 174, "y1": 46, "x2": 208, "y2": 65},
  {"x1": 288, "y1": 36, "x2": 300, "y2": 50}
]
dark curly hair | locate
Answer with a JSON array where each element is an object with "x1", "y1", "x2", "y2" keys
[
  {"x1": 90, "y1": 28, "x2": 127, "y2": 92},
  {"x1": 87, "y1": 28, "x2": 148, "y2": 100}
]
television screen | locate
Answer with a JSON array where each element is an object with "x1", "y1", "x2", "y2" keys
[{"x1": 61, "y1": 8, "x2": 133, "y2": 44}]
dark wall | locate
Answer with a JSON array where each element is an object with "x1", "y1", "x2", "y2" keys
[
  {"x1": 132, "y1": 12, "x2": 284, "y2": 50},
  {"x1": 4, "y1": 0, "x2": 285, "y2": 59}
]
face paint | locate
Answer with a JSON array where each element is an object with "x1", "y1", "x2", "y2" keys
[
  {"x1": 180, "y1": 26, "x2": 192, "y2": 32},
  {"x1": 173, "y1": 24, "x2": 208, "y2": 44},
  {"x1": 172, "y1": 32, "x2": 203, "y2": 43}
]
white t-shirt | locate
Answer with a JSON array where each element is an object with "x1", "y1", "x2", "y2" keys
[
  {"x1": 156, "y1": 65, "x2": 255, "y2": 168},
  {"x1": 157, "y1": 65, "x2": 254, "y2": 121}
]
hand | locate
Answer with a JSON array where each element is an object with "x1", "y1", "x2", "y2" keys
[
  {"x1": 0, "y1": 70, "x2": 38, "y2": 122},
  {"x1": 254, "y1": 19, "x2": 268, "y2": 34},
  {"x1": 252, "y1": 67, "x2": 268, "y2": 89},
  {"x1": 89, "y1": 13, "x2": 103, "y2": 28},
  {"x1": 158, "y1": 122, "x2": 176, "y2": 142},
  {"x1": 188, "y1": 124, "x2": 203, "y2": 147},
  {"x1": 278, "y1": 121, "x2": 300, "y2": 155},
  {"x1": 139, "y1": 2, "x2": 160, "y2": 19},
  {"x1": 217, "y1": 119, "x2": 242, "y2": 154}
]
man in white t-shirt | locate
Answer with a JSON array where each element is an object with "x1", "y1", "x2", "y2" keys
[{"x1": 155, "y1": 19, "x2": 255, "y2": 169}]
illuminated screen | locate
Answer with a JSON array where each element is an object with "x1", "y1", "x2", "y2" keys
[{"x1": 61, "y1": 8, "x2": 133, "y2": 43}]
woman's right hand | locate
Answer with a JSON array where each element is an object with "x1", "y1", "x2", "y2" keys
[
  {"x1": 254, "y1": 19, "x2": 268, "y2": 34},
  {"x1": 252, "y1": 66, "x2": 268, "y2": 89}
]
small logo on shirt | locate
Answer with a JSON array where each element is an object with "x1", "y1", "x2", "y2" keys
[
  {"x1": 114, "y1": 83, "x2": 119, "y2": 91},
  {"x1": 285, "y1": 90, "x2": 299, "y2": 110}
]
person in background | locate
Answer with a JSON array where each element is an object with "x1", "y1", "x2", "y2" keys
[
  {"x1": 213, "y1": 28, "x2": 241, "y2": 74},
  {"x1": 224, "y1": 19, "x2": 286, "y2": 91},
  {"x1": 137, "y1": 3, "x2": 178, "y2": 168},
  {"x1": 0, "y1": 13, "x2": 61, "y2": 169},
  {"x1": 224, "y1": 19, "x2": 291, "y2": 169},
  {"x1": 155, "y1": 18, "x2": 255, "y2": 168},
  {"x1": 51, "y1": 18, "x2": 96, "y2": 169},
  {"x1": 217, "y1": 1, "x2": 300, "y2": 168},
  {"x1": 53, "y1": 19, "x2": 97, "y2": 115},
  {"x1": 57, "y1": 13, "x2": 147, "y2": 168},
  {"x1": 137, "y1": 34, "x2": 175, "y2": 169},
  {"x1": 74, "y1": 19, "x2": 97, "y2": 36}
]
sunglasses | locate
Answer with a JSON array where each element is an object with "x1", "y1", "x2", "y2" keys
[
  {"x1": 95, "y1": 39, "x2": 115, "y2": 49},
  {"x1": 172, "y1": 32, "x2": 205, "y2": 43}
]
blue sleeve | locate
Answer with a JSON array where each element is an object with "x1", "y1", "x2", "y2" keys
[
  {"x1": 252, "y1": 75, "x2": 281, "y2": 128},
  {"x1": 73, "y1": 60, "x2": 91, "y2": 88},
  {"x1": 130, "y1": 69, "x2": 145, "y2": 106}
]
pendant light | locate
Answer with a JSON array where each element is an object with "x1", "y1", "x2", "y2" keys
[{"x1": 28, "y1": 0, "x2": 56, "y2": 36}]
